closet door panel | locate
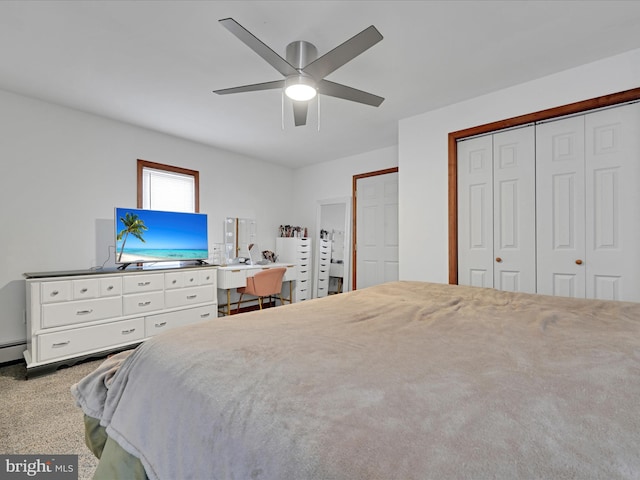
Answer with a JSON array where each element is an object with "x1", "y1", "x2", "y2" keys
[
  {"x1": 585, "y1": 103, "x2": 640, "y2": 302},
  {"x1": 536, "y1": 116, "x2": 586, "y2": 298},
  {"x1": 492, "y1": 127, "x2": 536, "y2": 293},
  {"x1": 457, "y1": 135, "x2": 493, "y2": 287}
]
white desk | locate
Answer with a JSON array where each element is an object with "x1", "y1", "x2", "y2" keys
[{"x1": 217, "y1": 263, "x2": 297, "y2": 315}]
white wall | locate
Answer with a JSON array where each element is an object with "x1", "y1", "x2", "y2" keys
[
  {"x1": 398, "y1": 47, "x2": 640, "y2": 284},
  {"x1": 0, "y1": 89, "x2": 294, "y2": 361},
  {"x1": 291, "y1": 145, "x2": 398, "y2": 236}
]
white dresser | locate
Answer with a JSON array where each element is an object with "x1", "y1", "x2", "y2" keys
[
  {"x1": 24, "y1": 265, "x2": 217, "y2": 376},
  {"x1": 276, "y1": 237, "x2": 312, "y2": 302}
]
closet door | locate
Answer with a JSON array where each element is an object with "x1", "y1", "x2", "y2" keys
[
  {"x1": 585, "y1": 103, "x2": 640, "y2": 302},
  {"x1": 492, "y1": 127, "x2": 536, "y2": 293},
  {"x1": 536, "y1": 115, "x2": 586, "y2": 297},
  {"x1": 457, "y1": 135, "x2": 493, "y2": 287}
]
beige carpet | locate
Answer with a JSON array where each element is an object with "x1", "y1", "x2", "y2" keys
[{"x1": 0, "y1": 358, "x2": 104, "y2": 480}]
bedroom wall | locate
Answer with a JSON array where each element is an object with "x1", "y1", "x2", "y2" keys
[
  {"x1": 0, "y1": 89, "x2": 294, "y2": 362},
  {"x1": 398, "y1": 47, "x2": 640, "y2": 284},
  {"x1": 290, "y1": 145, "x2": 398, "y2": 236}
]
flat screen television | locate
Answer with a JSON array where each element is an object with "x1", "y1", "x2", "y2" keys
[{"x1": 115, "y1": 207, "x2": 208, "y2": 268}]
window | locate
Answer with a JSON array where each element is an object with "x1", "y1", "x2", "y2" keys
[{"x1": 137, "y1": 159, "x2": 200, "y2": 212}]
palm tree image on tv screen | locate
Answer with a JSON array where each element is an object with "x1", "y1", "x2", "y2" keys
[
  {"x1": 117, "y1": 212, "x2": 148, "y2": 263},
  {"x1": 115, "y1": 208, "x2": 209, "y2": 265}
]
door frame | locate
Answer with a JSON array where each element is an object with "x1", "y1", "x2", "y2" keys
[
  {"x1": 352, "y1": 167, "x2": 399, "y2": 290},
  {"x1": 448, "y1": 87, "x2": 640, "y2": 285}
]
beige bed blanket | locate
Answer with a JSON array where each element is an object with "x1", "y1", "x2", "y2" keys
[{"x1": 72, "y1": 281, "x2": 640, "y2": 479}]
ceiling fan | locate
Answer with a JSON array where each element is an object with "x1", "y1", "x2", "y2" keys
[{"x1": 213, "y1": 18, "x2": 385, "y2": 127}]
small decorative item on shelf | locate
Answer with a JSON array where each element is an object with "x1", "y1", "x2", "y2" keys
[
  {"x1": 262, "y1": 250, "x2": 277, "y2": 263},
  {"x1": 278, "y1": 225, "x2": 307, "y2": 238}
]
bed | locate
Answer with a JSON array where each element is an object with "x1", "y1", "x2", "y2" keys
[{"x1": 71, "y1": 281, "x2": 640, "y2": 480}]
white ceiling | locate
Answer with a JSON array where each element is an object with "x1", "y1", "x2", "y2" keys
[{"x1": 2, "y1": 1, "x2": 640, "y2": 168}]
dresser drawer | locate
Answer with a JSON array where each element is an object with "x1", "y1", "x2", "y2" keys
[
  {"x1": 123, "y1": 291, "x2": 164, "y2": 315},
  {"x1": 165, "y1": 285, "x2": 214, "y2": 308},
  {"x1": 41, "y1": 281, "x2": 72, "y2": 304},
  {"x1": 198, "y1": 269, "x2": 216, "y2": 286},
  {"x1": 100, "y1": 277, "x2": 122, "y2": 296},
  {"x1": 297, "y1": 264, "x2": 311, "y2": 279},
  {"x1": 73, "y1": 279, "x2": 99, "y2": 300},
  {"x1": 38, "y1": 318, "x2": 144, "y2": 362},
  {"x1": 165, "y1": 269, "x2": 215, "y2": 290},
  {"x1": 122, "y1": 274, "x2": 164, "y2": 293},
  {"x1": 42, "y1": 297, "x2": 123, "y2": 328},
  {"x1": 145, "y1": 304, "x2": 216, "y2": 337}
]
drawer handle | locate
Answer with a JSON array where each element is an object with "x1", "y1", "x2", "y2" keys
[
  {"x1": 138, "y1": 281, "x2": 151, "y2": 286},
  {"x1": 155, "y1": 322, "x2": 167, "y2": 328},
  {"x1": 121, "y1": 328, "x2": 136, "y2": 335},
  {"x1": 138, "y1": 301, "x2": 151, "y2": 307},
  {"x1": 76, "y1": 309, "x2": 93, "y2": 315},
  {"x1": 187, "y1": 295, "x2": 198, "y2": 300},
  {"x1": 200, "y1": 313, "x2": 211, "y2": 318},
  {"x1": 205, "y1": 275, "x2": 211, "y2": 281},
  {"x1": 172, "y1": 279, "x2": 177, "y2": 284},
  {"x1": 188, "y1": 277, "x2": 195, "y2": 283},
  {"x1": 51, "y1": 290, "x2": 59, "y2": 297},
  {"x1": 80, "y1": 288, "x2": 88, "y2": 293},
  {"x1": 107, "y1": 285, "x2": 114, "y2": 291},
  {"x1": 52, "y1": 341, "x2": 70, "y2": 348},
  {"x1": 575, "y1": 259, "x2": 583, "y2": 265},
  {"x1": 231, "y1": 269, "x2": 241, "y2": 273}
]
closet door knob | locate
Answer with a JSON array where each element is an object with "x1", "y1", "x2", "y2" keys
[
  {"x1": 575, "y1": 259, "x2": 583, "y2": 265},
  {"x1": 495, "y1": 257, "x2": 502, "y2": 263}
]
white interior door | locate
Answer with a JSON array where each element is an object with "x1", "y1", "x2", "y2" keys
[
  {"x1": 492, "y1": 126, "x2": 536, "y2": 293},
  {"x1": 536, "y1": 115, "x2": 586, "y2": 298},
  {"x1": 585, "y1": 103, "x2": 640, "y2": 302},
  {"x1": 355, "y1": 171, "x2": 399, "y2": 289},
  {"x1": 457, "y1": 135, "x2": 494, "y2": 287}
]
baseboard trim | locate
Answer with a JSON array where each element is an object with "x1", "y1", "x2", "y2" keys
[{"x1": 0, "y1": 343, "x2": 27, "y2": 365}]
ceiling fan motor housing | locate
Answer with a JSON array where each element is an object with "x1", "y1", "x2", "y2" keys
[{"x1": 286, "y1": 41, "x2": 318, "y2": 70}]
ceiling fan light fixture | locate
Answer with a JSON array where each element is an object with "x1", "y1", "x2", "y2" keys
[{"x1": 284, "y1": 75, "x2": 317, "y2": 101}]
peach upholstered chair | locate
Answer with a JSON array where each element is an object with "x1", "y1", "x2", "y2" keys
[{"x1": 236, "y1": 267, "x2": 286, "y2": 313}]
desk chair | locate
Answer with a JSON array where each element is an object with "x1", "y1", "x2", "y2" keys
[{"x1": 237, "y1": 267, "x2": 287, "y2": 312}]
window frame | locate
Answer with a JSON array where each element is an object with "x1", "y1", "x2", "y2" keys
[{"x1": 136, "y1": 159, "x2": 200, "y2": 212}]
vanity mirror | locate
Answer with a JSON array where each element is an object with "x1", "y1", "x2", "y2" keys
[
  {"x1": 314, "y1": 197, "x2": 351, "y2": 297},
  {"x1": 224, "y1": 217, "x2": 257, "y2": 264}
]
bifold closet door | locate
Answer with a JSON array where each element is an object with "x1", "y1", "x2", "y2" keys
[
  {"x1": 457, "y1": 126, "x2": 536, "y2": 293},
  {"x1": 536, "y1": 115, "x2": 586, "y2": 298},
  {"x1": 492, "y1": 127, "x2": 536, "y2": 293},
  {"x1": 537, "y1": 102, "x2": 640, "y2": 302},
  {"x1": 585, "y1": 103, "x2": 640, "y2": 302},
  {"x1": 457, "y1": 135, "x2": 494, "y2": 288}
]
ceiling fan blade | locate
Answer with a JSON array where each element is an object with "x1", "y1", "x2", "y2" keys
[
  {"x1": 318, "y1": 80, "x2": 384, "y2": 107},
  {"x1": 303, "y1": 25, "x2": 383, "y2": 80},
  {"x1": 213, "y1": 80, "x2": 284, "y2": 95},
  {"x1": 219, "y1": 18, "x2": 298, "y2": 77},
  {"x1": 292, "y1": 101, "x2": 308, "y2": 126}
]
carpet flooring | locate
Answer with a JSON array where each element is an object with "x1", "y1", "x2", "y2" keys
[{"x1": 0, "y1": 358, "x2": 104, "y2": 480}]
